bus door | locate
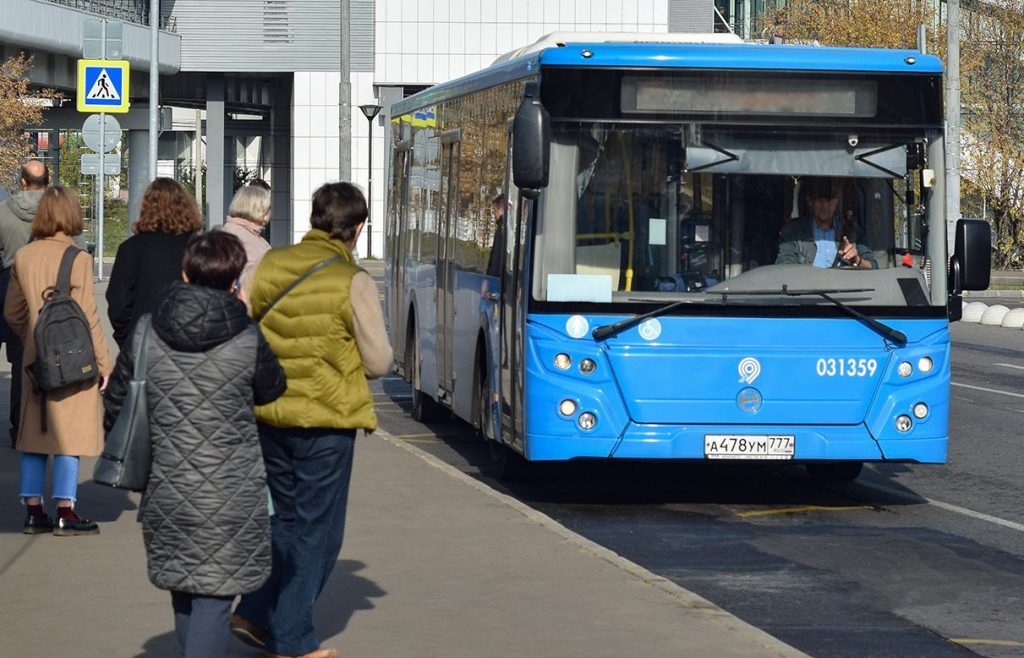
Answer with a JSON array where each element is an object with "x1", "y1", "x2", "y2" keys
[
  {"x1": 435, "y1": 130, "x2": 461, "y2": 403},
  {"x1": 498, "y1": 186, "x2": 526, "y2": 450},
  {"x1": 389, "y1": 141, "x2": 411, "y2": 359}
]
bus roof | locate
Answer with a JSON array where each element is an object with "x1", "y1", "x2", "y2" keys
[{"x1": 391, "y1": 37, "x2": 943, "y2": 117}]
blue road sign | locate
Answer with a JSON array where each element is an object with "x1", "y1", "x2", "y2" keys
[{"x1": 77, "y1": 59, "x2": 130, "y2": 113}]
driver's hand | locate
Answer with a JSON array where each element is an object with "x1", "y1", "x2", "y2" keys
[{"x1": 839, "y1": 236, "x2": 863, "y2": 267}]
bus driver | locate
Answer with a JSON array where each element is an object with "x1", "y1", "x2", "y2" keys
[{"x1": 776, "y1": 177, "x2": 877, "y2": 269}]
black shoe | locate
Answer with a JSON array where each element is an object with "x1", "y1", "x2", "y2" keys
[
  {"x1": 23, "y1": 514, "x2": 54, "y2": 535},
  {"x1": 53, "y1": 514, "x2": 99, "y2": 536}
]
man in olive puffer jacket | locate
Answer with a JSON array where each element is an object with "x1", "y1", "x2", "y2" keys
[{"x1": 231, "y1": 182, "x2": 392, "y2": 658}]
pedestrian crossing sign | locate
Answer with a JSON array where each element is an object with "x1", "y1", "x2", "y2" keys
[{"x1": 77, "y1": 59, "x2": 130, "y2": 113}]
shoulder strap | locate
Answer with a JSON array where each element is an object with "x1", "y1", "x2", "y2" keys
[
  {"x1": 133, "y1": 315, "x2": 152, "y2": 379},
  {"x1": 255, "y1": 254, "x2": 342, "y2": 324},
  {"x1": 55, "y1": 246, "x2": 81, "y2": 296}
]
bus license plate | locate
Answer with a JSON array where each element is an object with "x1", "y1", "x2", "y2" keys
[{"x1": 704, "y1": 435, "x2": 795, "y2": 460}]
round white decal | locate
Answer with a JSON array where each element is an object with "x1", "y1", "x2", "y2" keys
[
  {"x1": 738, "y1": 357, "x2": 761, "y2": 384},
  {"x1": 638, "y1": 318, "x2": 662, "y2": 341},
  {"x1": 565, "y1": 315, "x2": 589, "y2": 339}
]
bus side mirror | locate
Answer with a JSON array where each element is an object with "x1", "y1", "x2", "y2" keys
[
  {"x1": 512, "y1": 82, "x2": 550, "y2": 199},
  {"x1": 948, "y1": 218, "x2": 991, "y2": 294}
]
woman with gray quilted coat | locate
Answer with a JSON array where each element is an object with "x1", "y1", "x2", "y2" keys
[{"x1": 104, "y1": 231, "x2": 286, "y2": 658}]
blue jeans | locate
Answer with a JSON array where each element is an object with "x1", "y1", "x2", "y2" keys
[
  {"x1": 171, "y1": 591, "x2": 233, "y2": 658},
  {"x1": 19, "y1": 453, "x2": 80, "y2": 502},
  {"x1": 235, "y1": 424, "x2": 355, "y2": 656}
]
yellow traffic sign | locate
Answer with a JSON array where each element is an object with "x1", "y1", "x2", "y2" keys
[{"x1": 77, "y1": 59, "x2": 130, "y2": 113}]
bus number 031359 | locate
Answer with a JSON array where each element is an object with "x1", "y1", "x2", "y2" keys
[{"x1": 816, "y1": 358, "x2": 878, "y2": 377}]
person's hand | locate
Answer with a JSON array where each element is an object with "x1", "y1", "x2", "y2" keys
[
  {"x1": 839, "y1": 236, "x2": 864, "y2": 267},
  {"x1": 99, "y1": 375, "x2": 109, "y2": 393}
]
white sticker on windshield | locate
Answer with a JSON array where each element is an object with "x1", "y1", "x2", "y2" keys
[
  {"x1": 548, "y1": 274, "x2": 612, "y2": 303},
  {"x1": 649, "y1": 218, "x2": 667, "y2": 245}
]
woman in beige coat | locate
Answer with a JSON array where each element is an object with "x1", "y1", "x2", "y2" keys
[{"x1": 4, "y1": 186, "x2": 113, "y2": 536}]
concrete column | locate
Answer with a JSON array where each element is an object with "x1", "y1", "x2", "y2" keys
[
  {"x1": 206, "y1": 74, "x2": 226, "y2": 228},
  {"x1": 128, "y1": 129, "x2": 149, "y2": 225},
  {"x1": 268, "y1": 75, "x2": 293, "y2": 246}
]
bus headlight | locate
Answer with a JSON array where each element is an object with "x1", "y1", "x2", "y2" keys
[
  {"x1": 897, "y1": 361, "x2": 913, "y2": 377},
  {"x1": 895, "y1": 415, "x2": 913, "y2": 432},
  {"x1": 913, "y1": 403, "x2": 929, "y2": 419},
  {"x1": 554, "y1": 353, "x2": 572, "y2": 370},
  {"x1": 559, "y1": 399, "x2": 577, "y2": 417},
  {"x1": 579, "y1": 358, "x2": 597, "y2": 374},
  {"x1": 578, "y1": 412, "x2": 597, "y2": 430},
  {"x1": 917, "y1": 357, "x2": 934, "y2": 373}
]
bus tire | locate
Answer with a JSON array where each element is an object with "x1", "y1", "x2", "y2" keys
[
  {"x1": 806, "y1": 462, "x2": 863, "y2": 482},
  {"x1": 474, "y1": 361, "x2": 490, "y2": 442},
  {"x1": 489, "y1": 440, "x2": 529, "y2": 481},
  {"x1": 406, "y1": 327, "x2": 445, "y2": 423}
]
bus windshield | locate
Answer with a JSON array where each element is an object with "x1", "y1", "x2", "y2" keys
[{"x1": 532, "y1": 122, "x2": 935, "y2": 309}]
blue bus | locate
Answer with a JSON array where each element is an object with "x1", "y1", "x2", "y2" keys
[{"x1": 384, "y1": 33, "x2": 990, "y2": 480}]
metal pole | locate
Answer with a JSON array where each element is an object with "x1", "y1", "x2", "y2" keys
[
  {"x1": 97, "y1": 19, "x2": 106, "y2": 279},
  {"x1": 98, "y1": 115, "x2": 106, "y2": 280},
  {"x1": 366, "y1": 114, "x2": 373, "y2": 259},
  {"x1": 194, "y1": 108, "x2": 203, "y2": 209},
  {"x1": 946, "y1": 0, "x2": 962, "y2": 246},
  {"x1": 339, "y1": 0, "x2": 351, "y2": 180},
  {"x1": 149, "y1": 0, "x2": 159, "y2": 181}
]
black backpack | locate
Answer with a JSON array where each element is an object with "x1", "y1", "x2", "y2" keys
[{"x1": 29, "y1": 246, "x2": 98, "y2": 394}]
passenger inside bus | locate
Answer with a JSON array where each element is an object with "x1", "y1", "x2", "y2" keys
[{"x1": 776, "y1": 177, "x2": 877, "y2": 269}]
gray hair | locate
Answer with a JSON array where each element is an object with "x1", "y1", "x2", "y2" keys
[{"x1": 228, "y1": 184, "x2": 271, "y2": 224}]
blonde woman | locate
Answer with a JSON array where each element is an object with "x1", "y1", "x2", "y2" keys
[{"x1": 221, "y1": 184, "x2": 272, "y2": 294}]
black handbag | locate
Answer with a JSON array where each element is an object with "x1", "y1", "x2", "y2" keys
[{"x1": 94, "y1": 316, "x2": 152, "y2": 492}]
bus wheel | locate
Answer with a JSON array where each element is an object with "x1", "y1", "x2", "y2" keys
[
  {"x1": 806, "y1": 462, "x2": 863, "y2": 482},
  {"x1": 406, "y1": 331, "x2": 445, "y2": 423},
  {"x1": 474, "y1": 366, "x2": 491, "y2": 442},
  {"x1": 489, "y1": 440, "x2": 529, "y2": 481}
]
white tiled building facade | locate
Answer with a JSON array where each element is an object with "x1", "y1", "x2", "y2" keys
[{"x1": 293, "y1": 0, "x2": 698, "y2": 254}]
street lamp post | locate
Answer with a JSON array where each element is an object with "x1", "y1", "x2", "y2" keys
[{"x1": 359, "y1": 102, "x2": 383, "y2": 259}]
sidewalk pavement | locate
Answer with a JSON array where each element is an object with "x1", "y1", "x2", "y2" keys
[{"x1": 0, "y1": 279, "x2": 806, "y2": 658}]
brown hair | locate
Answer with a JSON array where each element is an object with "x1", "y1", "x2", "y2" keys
[
  {"x1": 309, "y1": 182, "x2": 367, "y2": 243},
  {"x1": 182, "y1": 231, "x2": 246, "y2": 290},
  {"x1": 133, "y1": 177, "x2": 204, "y2": 234},
  {"x1": 31, "y1": 186, "x2": 84, "y2": 239}
]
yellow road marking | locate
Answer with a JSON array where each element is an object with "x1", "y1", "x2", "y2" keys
[
  {"x1": 395, "y1": 433, "x2": 437, "y2": 440},
  {"x1": 950, "y1": 639, "x2": 1024, "y2": 647},
  {"x1": 737, "y1": 505, "x2": 872, "y2": 518}
]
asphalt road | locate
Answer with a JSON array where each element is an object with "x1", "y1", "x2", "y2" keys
[{"x1": 371, "y1": 319, "x2": 1024, "y2": 658}]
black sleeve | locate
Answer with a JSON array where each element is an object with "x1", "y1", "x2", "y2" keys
[
  {"x1": 106, "y1": 240, "x2": 137, "y2": 348},
  {"x1": 252, "y1": 329, "x2": 287, "y2": 406},
  {"x1": 103, "y1": 331, "x2": 136, "y2": 431}
]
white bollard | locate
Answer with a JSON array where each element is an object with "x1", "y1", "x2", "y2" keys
[
  {"x1": 980, "y1": 304, "x2": 1010, "y2": 326},
  {"x1": 1002, "y1": 308, "x2": 1024, "y2": 329},
  {"x1": 962, "y1": 302, "x2": 988, "y2": 323}
]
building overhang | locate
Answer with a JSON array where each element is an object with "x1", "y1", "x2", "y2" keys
[{"x1": 0, "y1": 0, "x2": 180, "y2": 75}]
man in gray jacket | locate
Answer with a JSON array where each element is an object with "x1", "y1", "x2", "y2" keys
[{"x1": 0, "y1": 160, "x2": 49, "y2": 446}]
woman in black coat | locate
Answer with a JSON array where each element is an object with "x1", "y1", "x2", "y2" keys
[
  {"x1": 104, "y1": 232, "x2": 286, "y2": 658},
  {"x1": 106, "y1": 178, "x2": 203, "y2": 349}
]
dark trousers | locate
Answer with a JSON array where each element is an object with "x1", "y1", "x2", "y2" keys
[
  {"x1": 234, "y1": 424, "x2": 356, "y2": 656},
  {"x1": 170, "y1": 591, "x2": 233, "y2": 658},
  {"x1": 0, "y1": 266, "x2": 22, "y2": 447}
]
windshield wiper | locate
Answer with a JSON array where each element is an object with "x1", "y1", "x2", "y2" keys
[
  {"x1": 592, "y1": 286, "x2": 906, "y2": 346},
  {"x1": 592, "y1": 300, "x2": 689, "y2": 341},
  {"x1": 719, "y1": 286, "x2": 905, "y2": 346}
]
